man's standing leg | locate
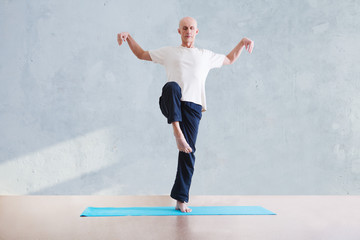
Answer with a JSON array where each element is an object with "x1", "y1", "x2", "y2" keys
[{"x1": 170, "y1": 102, "x2": 202, "y2": 211}]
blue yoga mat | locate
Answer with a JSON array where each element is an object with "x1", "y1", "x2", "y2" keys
[{"x1": 80, "y1": 206, "x2": 276, "y2": 217}]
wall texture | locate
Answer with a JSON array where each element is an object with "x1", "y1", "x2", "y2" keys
[{"x1": 1, "y1": 0, "x2": 359, "y2": 195}]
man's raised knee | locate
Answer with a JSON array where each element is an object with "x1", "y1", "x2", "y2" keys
[{"x1": 163, "y1": 81, "x2": 181, "y2": 95}]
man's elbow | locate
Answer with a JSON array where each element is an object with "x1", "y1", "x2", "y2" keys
[
  {"x1": 138, "y1": 51, "x2": 152, "y2": 61},
  {"x1": 136, "y1": 52, "x2": 144, "y2": 60},
  {"x1": 223, "y1": 56, "x2": 233, "y2": 65}
]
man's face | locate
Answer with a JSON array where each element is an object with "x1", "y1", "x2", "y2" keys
[{"x1": 178, "y1": 18, "x2": 199, "y2": 44}]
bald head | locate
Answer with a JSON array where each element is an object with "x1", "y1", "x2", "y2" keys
[{"x1": 179, "y1": 17, "x2": 198, "y2": 29}]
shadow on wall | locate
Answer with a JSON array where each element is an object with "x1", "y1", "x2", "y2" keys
[
  {"x1": 28, "y1": 162, "x2": 127, "y2": 195},
  {"x1": 28, "y1": 157, "x2": 171, "y2": 195}
]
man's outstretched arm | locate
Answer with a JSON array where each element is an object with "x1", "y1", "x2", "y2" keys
[
  {"x1": 117, "y1": 32, "x2": 152, "y2": 61},
  {"x1": 223, "y1": 37, "x2": 254, "y2": 65}
]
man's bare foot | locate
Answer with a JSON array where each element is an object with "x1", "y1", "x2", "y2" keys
[
  {"x1": 175, "y1": 137, "x2": 192, "y2": 153},
  {"x1": 172, "y1": 122, "x2": 192, "y2": 153},
  {"x1": 175, "y1": 201, "x2": 192, "y2": 213}
]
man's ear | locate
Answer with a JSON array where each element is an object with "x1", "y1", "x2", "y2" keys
[{"x1": 178, "y1": 28, "x2": 181, "y2": 34}]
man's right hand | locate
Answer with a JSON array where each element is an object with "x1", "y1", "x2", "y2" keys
[
  {"x1": 116, "y1": 32, "x2": 152, "y2": 61},
  {"x1": 117, "y1": 32, "x2": 129, "y2": 46}
]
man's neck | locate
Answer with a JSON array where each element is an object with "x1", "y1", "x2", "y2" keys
[{"x1": 181, "y1": 42, "x2": 195, "y2": 48}]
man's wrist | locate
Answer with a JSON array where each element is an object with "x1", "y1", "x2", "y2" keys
[{"x1": 239, "y1": 39, "x2": 245, "y2": 48}]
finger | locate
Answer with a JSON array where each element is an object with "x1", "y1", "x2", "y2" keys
[
  {"x1": 117, "y1": 34, "x2": 122, "y2": 45},
  {"x1": 122, "y1": 34, "x2": 127, "y2": 42}
]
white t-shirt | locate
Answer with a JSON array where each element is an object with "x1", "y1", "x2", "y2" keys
[{"x1": 149, "y1": 46, "x2": 225, "y2": 112}]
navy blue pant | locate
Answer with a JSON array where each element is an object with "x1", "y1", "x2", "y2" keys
[{"x1": 159, "y1": 82, "x2": 202, "y2": 203}]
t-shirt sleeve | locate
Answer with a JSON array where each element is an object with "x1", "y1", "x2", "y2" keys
[
  {"x1": 205, "y1": 50, "x2": 226, "y2": 69},
  {"x1": 149, "y1": 47, "x2": 170, "y2": 65}
]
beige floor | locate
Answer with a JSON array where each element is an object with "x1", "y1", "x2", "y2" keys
[{"x1": 0, "y1": 195, "x2": 359, "y2": 240}]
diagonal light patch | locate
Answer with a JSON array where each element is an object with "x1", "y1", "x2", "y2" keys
[{"x1": 0, "y1": 127, "x2": 124, "y2": 195}]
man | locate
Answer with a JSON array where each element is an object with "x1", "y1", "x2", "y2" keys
[{"x1": 117, "y1": 17, "x2": 254, "y2": 213}]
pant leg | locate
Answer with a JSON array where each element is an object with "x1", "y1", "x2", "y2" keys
[
  {"x1": 159, "y1": 82, "x2": 182, "y2": 124},
  {"x1": 170, "y1": 101, "x2": 202, "y2": 203}
]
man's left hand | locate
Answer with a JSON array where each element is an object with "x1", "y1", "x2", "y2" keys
[{"x1": 241, "y1": 38, "x2": 254, "y2": 53}]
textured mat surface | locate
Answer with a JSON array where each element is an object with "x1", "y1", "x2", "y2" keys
[{"x1": 80, "y1": 206, "x2": 276, "y2": 217}]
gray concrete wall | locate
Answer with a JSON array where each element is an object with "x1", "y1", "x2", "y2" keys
[{"x1": 1, "y1": 0, "x2": 359, "y2": 195}]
